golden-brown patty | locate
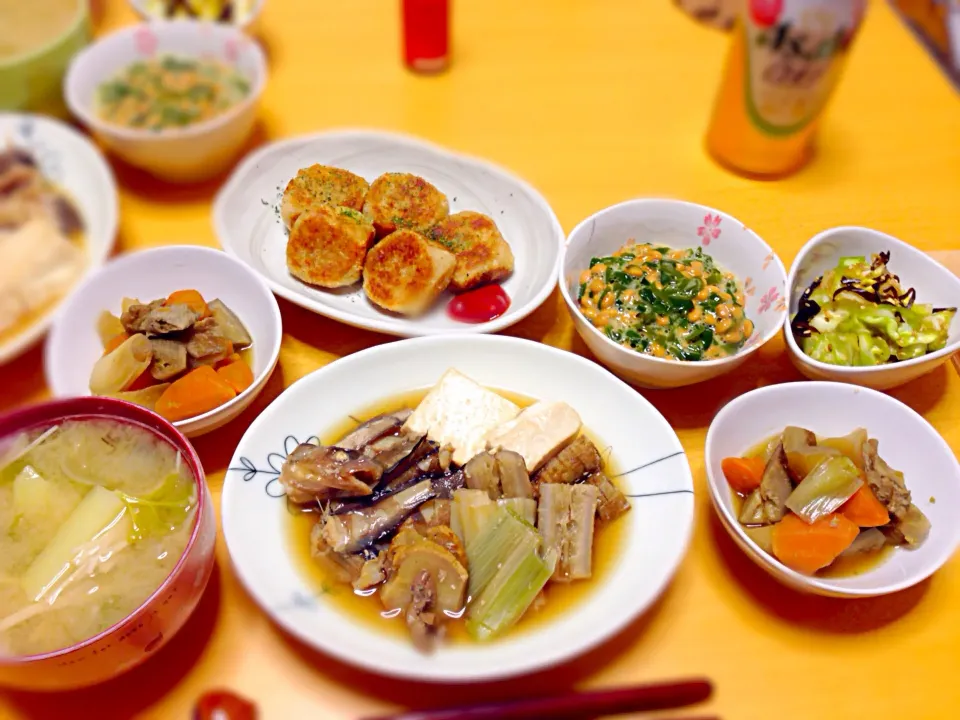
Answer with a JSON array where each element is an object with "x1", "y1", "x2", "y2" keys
[
  {"x1": 286, "y1": 206, "x2": 375, "y2": 288},
  {"x1": 426, "y1": 211, "x2": 515, "y2": 292},
  {"x1": 281, "y1": 165, "x2": 369, "y2": 230},
  {"x1": 362, "y1": 230, "x2": 456, "y2": 315},
  {"x1": 362, "y1": 172, "x2": 449, "y2": 238}
]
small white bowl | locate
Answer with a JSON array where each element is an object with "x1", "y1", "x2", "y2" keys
[
  {"x1": 64, "y1": 21, "x2": 266, "y2": 182},
  {"x1": 44, "y1": 245, "x2": 282, "y2": 438},
  {"x1": 129, "y1": 0, "x2": 266, "y2": 33},
  {"x1": 705, "y1": 381, "x2": 960, "y2": 597},
  {"x1": 784, "y1": 226, "x2": 960, "y2": 391},
  {"x1": 559, "y1": 199, "x2": 787, "y2": 388}
]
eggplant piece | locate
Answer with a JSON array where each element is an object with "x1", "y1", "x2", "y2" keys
[
  {"x1": 497, "y1": 451, "x2": 533, "y2": 499},
  {"x1": 336, "y1": 410, "x2": 413, "y2": 451},
  {"x1": 585, "y1": 472, "x2": 630, "y2": 523},
  {"x1": 279, "y1": 444, "x2": 383, "y2": 504},
  {"x1": 464, "y1": 452, "x2": 500, "y2": 499},
  {"x1": 754, "y1": 441, "x2": 792, "y2": 525},
  {"x1": 537, "y1": 483, "x2": 599, "y2": 582},
  {"x1": 362, "y1": 432, "x2": 425, "y2": 473},
  {"x1": 863, "y1": 439, "x2": 911, "y2": 521},
  {"x1": 207, "y1": 298, "x2": 253, "y2": 348},
  {"x1": 321, "y1": 479, "x2": 436, "y2": 553},
  {"x1": 148, "y1": 338, "x2": 188, "y2": 381},
  {"x1": 374, "y1": 441, "x2": 442, "y2": 497},
  {"x1": 535, "y1": 436, "x2": 602, "y2": 486},
  {"x1": 432, "y1": 468, "x2": 465, "y2": 499}
]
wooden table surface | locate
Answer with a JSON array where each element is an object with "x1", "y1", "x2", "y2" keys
[{"x1": 3, "y1": 1, "x2": 960, "y2": 718}]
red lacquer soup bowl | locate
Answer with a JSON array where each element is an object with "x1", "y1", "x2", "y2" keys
[{"x1": 0, "y1": 397, "x2": 216, "y2": 690}]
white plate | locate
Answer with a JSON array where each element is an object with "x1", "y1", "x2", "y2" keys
[
  {"x1": 705, "y1": 381, "x2": 960, "y2": 597},
  {"x1": 212, "y1": 130, "x2": 563, "y2": 337},
  {"x1": 0, "y1": 113, "x2": 118, "y2": 364},
  {"x1": 221, "y1": 335, "x2": 694, "y2": 681},
  {"x1": 44, "y1": 245, "x2": 282, "y2": 438}
]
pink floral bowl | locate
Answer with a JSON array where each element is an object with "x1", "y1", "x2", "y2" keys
[
  {"x1": 559, "y1": 199, "x2": 787, "y2": 389},
  {"x1": 0, "y1": 397, "x2": 216, "y2": 691}
]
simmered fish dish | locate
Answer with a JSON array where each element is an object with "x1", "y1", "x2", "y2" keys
[
  {"x1": 280, "y1": 369, "x2": 631, "y2": 651},
  {"x1": 723, "y1": 426, "x2": 930, "y2": 576}
]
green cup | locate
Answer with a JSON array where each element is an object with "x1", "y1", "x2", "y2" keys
[{"x1": 0, "y1": 0, "x2": 91, "y2": 117}]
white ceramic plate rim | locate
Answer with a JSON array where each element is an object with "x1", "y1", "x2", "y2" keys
[
  {"x1": 212, "y1": 129, "x2": 564, "y2": 338},
  {"x1": 559, "y1": 198, "x2": 788, "y2": 367},
  {"x1": 222, "y1": 335, "x2": 695, "y2": 681},
  {"x1": 64, "y1": 20, "x2": 267, "y2": 142},
  {"x1": 784, "y1": 226, "x2": 960, "y2": 373},
  {"x1": 705, "y1": 380, "x2": 960, "y2": 596},
  {"x1": 0, "y1": 113, "x2": 118, "y2": 365},
  {"x1": 43, "y1": 245, "x2": 282, "y2": 429}
]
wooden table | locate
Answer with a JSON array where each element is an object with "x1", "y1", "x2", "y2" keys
[{"x1": 3, "y1": 1, "x2": 960, "y2": 718}]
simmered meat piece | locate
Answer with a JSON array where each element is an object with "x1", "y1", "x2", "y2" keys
[
  {"x1": 756, "y1": 441, "x2": 792, "y2": 524},
  {"x1": 279, "y1": 444, "x2": 383, "y2": 504},
  {"x1": 862, "y1": 439, "x2": 911, "y2": 521},
  {"x1": 536, "y1": 436, "x2": 602, "y2": 485},
  {"x1": 185, "y1": 317, "x2": 233, "y2": 366},
  {"x1": 149, "y1": 338, "x2": 188, "y2": 381},
  {"x1": 122, "y1": 301, "x2": 199, "y2": 335}
]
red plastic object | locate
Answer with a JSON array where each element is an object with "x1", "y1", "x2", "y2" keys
[
  {"x1": 447, "y1": 284, "x2": 511, "y2": 323},
  {"x1": 402, "y1": 0, "x2": 450, "y2": 73}
]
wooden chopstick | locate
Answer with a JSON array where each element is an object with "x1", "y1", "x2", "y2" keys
[{"x1": 363, "y1": 678, "x2": 713, "y2": 720}]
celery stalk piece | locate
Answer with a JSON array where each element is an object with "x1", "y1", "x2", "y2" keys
[
  {"x1": 465, "y1": 505, "x2": 541, "y2": 602},
  {"x1": 21, "y1": 486, "x2": 129, "y2": 602},
  {"x1": 466, "y1": 548, "x2": 556, "y2": 642},
  {"x1": 785, "y1": 456, "x2": 863, "y2": 524}
]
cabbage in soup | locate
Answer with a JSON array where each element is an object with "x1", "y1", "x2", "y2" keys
[{"x1": 0, "y1": 419, "x2": 197, "y2": 657}]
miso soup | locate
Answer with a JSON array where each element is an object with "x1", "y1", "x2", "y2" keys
[{"x1": 0, "y1": 419, "x2": 197, "y2": 657}]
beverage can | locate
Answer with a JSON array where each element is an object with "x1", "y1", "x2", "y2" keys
[{"x1": 706, "y1": 0, "x2": 867, "y2": 177}]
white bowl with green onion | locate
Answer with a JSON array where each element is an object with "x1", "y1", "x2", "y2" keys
[
  {"x1": 784, "y1": 227, "x2": 960, "y2": 391},
  {"x1": 705, "y1": 381, "x2": 960, "y2": 597},
  {"x1": 221, "y1": 334, "x2": 695, "y2": 681}
]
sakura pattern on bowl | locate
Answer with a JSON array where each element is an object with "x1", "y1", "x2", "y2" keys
[
  {"x1": 558, "y1": 198, "x2": 788, "y2": 389},
  {"x1": 64, "y1": 21, "x2": 267, "y2": 182}
]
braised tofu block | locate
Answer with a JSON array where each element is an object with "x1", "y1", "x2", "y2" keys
[
  {"x1": 287, "y1": 205, "x2": 376, "y2": 288},
  {"x1": 362, "y1": 230, "x2": 456, "y2": 316},
  {"x1": 363, "y1": 172, "x2": 449, "y2": 238},
  {"x1": 485, "y1": 401, "x2": 581, "y2": 473},
  {"x1": 427, "y1": 211, "x2": 514, "y2": 292}
]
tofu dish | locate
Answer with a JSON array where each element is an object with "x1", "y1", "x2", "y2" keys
[
  {"x1": 281, "y1": 165, "x2": 515, "y2": 319},
  {"x1": 0, "y1": 148, "x2": 86, "y2": 342},
  {"x1": 279, "y1": 369, "x2": 631, "y2": 651}
]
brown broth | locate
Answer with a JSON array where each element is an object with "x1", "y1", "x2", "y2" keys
[{"x1": 284, "y1": 387, "x2": 629, "y2": 644}]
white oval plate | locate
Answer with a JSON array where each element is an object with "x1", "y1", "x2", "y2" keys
[
  {"x1": 212, "y1": 130, "x2": 563, "y2": 337},
  {"x1": 222, "y1": 335, "x2": 694, "y2": 682},
  {"x1": 0, "y1": 113, "x2": 118, "y2": 364}
]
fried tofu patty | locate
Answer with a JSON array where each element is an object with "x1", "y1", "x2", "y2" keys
[
  {"x1": 362, "y1": 172, "x2": 449, "y2": 238},
  {"x1": 426, "y1": 211, "x2": 515, "y2": 292},
  {"x1": 281, "y1": 165, "x2": 369, "y2": 230},
  {"x1": 286, "y1": 206, "x2": 375, "y2": 288},
  {"x1": 363, "y1": 230, "x2": 456, "y2": 315}
]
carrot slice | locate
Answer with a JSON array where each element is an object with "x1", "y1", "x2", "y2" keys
[
  {"x1": 841, "y1": 483, "x2": 890, "y2": 527},
  {"x1": 217, "y1": 359, "x2": 254, "y2": 394},
  {"x1": 103, "y1": 332, "x2": 130, "y2": 355},
  {"x1": 721, "y1": 456, "x2": 766, "y2": 494},
  {"x1": 771, "y1": 513, "x2": 859, "y2": 574},
  {"x1": 164, "y1": 289, "x2": 210, "y2": 319},
  {"x1": 154, "y1": 366, "x2": 236, "y2": 422},
  {"x1": 215, "y1": 352, "x2": 243, "y2": 370}
]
